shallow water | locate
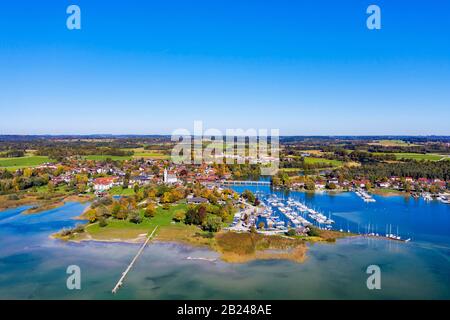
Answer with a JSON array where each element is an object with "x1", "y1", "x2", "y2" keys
[{"x1": 0, "y1": 193, "x2": 449, "y2": 299}]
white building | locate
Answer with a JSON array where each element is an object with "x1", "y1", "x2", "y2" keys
[
  {"x1": 163, "y1": 169, "x2": 178, "y2": 184},
  {"x1": 93, "y1": 177, "x2": 117, "y2": 192}
]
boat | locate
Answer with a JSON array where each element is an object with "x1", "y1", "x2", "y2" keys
[
  {"x1": 423, "y1": 193, "x2": 433, "y2": 201},
  {"x1": 186, "y1": 257, "x2": 217, "y2": 262},
  {"x1": 438, "y1": 195, "x2": 450, "y2": 204}
]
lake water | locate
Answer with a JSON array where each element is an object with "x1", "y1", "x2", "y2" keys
[{"x1": 0, "y1": 188, "x2": 449, "y2": 299}]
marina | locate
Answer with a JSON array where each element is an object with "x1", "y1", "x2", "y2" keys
[
  {"x1": 229, "y1": 185, "x2": 431, "y2": 243},
  {"x1": 259, "y1": 194, "x2": 335, "y2": 231}
]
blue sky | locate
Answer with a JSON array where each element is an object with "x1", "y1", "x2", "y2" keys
[{"x1": 0, "y1": 0, "x2": 449, "y2": 135}]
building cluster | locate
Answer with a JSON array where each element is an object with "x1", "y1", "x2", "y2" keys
[
  {"x1": 291, "y1": 175, "x2": 449, "y2": 193},
  {"x1": 36, "y1": 158, "x2": 229, "y2": 195}
]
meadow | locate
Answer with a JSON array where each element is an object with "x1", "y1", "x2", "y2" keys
[
  {"x1": 82, "y1": 203, "x2": 189, "y2": 240},
  {"x1": 392, "y1": 153, "x2": 445, "y2": 161},
  {"x1": 303, "y1": 157, "x2": 343, "y2": 166},
  {"x1": 368, "y1": 139, "x2": 419, "y2": 147},
  {"x1": 109, "y1": 186, "x2": 136, "y2": 196},
  {"x1": 0, "y1": 156, "x2": 51, "y2": 170},
  {"x1": 373, "y1": 152, "x2": 446, "y2": 161},
  {"x1": 82, "y1": 155, "x2": 132, "y2": 161}
]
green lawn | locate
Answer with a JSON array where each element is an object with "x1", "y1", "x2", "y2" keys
[
  {"x1": 83, "y1": 155, "x2": 132, "y2": 161},
  {"x1": 85, "y1": 203, "x2": 188, "y2": 239},
  {"x1": 0, "y1": 156, "x2": 51, "y2": 170},
  {"x1": 109, "y1": 186, "x2": 136, "y2": 196}
]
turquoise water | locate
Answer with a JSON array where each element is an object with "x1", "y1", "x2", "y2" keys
[{"x1": 0, "y1": 191, "x2": 449, "y2": 299}]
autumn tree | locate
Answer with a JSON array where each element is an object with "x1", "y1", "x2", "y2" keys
[
  {"x1": 85, "y1": 208, "x2": 97, "y2": 223},
  {"x1": 144, "y1": 203, "x2": 156, "y2": 218}
]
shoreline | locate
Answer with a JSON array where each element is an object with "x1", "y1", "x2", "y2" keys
[
  {"x1": 0, "y1": 193, "x2": 93, "y2": 214},
  {"x1": 272, "y1": 187, "x2": 407, "y2": 197},
  {"x1": 52, "y1": 223, "x2": 357, "y2": 264}
]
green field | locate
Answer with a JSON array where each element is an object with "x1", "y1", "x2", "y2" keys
[
  {"x1": 369, "y1": 139, "x2": 418, "y2": 147},
  {"x1": 304, "y1": 157, "x2": 343, "y2": 167},
  {"x1": 0, "y1": 156, "x2": 51, "y2": 170},
  {"x1": 132, "y1": 152, "x2": 170, "y2": 159},
  {"x1": 392, "y1": 153, "x2": 446, "y2": 161},
  {"x1": 372, "y1": 152, "x2": 446, "y2": 161},
  {"x1": 279, "y1": 168, "x2": 302, "y2": 172},
  {"x1": 83, "y1": 155, "x2": 132, "y2": 161},
  {"x1": 120, "y1": 147, "x2": 170, "y2": 160}
]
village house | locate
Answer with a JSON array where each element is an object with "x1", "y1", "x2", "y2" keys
[
  {"x1": 315, "y1": 182, "x2": 326, "y2": 190},
  {"x1": 130, "y1": 174, "x2": 153, "y2": 186},
  {"x1": 92, "y1": 176, "x2": 118, "y2": 192},
  {"x1": 186, "y1": 196, "x2": 209, "y2": 205},
  {"x1": 378, "y1": 181, "x2": 391, "y2": 188},
  {"x1": 327, "y1": 178, "x2": 339, "y2": 185}
]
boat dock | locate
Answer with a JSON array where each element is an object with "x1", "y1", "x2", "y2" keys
[
  {"x1": 355, "y1": 188, "x2": 376, "y2": 202},
  {"x1": 112, "y1": 226, "x2": 159, "y2": 294}
]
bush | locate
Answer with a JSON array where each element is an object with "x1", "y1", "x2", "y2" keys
[
  {"x1": 96, "y1": 205, "x2": 111, "y2": 218},
  {"x1": 98, "y1": 217, "x2": 108, "y2": 228},
  {"x1": 128, "y1": 211, "x2": 143, "y2": 224},
  {"x1": 185, "y1": 205, "x2": 207, "y2": 225},
  {"x1": 326, "y1": 182, "x2": 337, "y2": 190},
  {"x1": 73, "y1": 224, "x2": 85, "y2": 233},
  {"x1": 307, "y1": 227, "x2": 320, "y2": 237},
  {"x1": 7, "y1": 194, "x2": 20, "y2": 201},
  {"x1": 91, "y1": 196, "x2": 113, "y2": 208},
  {"x1": 202, "y1": 214, "x2": 222, "y2": 232},
  {"x1": 172, "y1": 209, "x2": 186, "y2": 222},
  {"x1": 162, "y1": 203, "x2": 171, "y2": 210},
  {"x1": 203, "y1": 232, "x2": 215, "y2": 238},
  {"x1": 196, "y1": 231, "x2": 214, "y2": 239},
  {"x1": 85, "y1": 209, "x2": 98, "y2": 223},
  {"x1": 286, "y1": 228, "x2": 296, "y2": 236},
  {"x1": 144, "y1": 204, "x2": 156, "y2": 218},
  {"x1": 59, "y1": 228, "x2": 73, "y2": 237}
]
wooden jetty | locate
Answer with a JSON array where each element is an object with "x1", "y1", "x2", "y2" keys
[{"x1": 112, "y1": 226, "x2": 159, "y2": 294}]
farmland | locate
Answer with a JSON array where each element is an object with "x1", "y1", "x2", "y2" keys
[{"x1": 0, "y1": 156, "x2": 51, "y2": 170}]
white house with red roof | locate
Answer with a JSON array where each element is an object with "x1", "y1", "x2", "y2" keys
[{"x1": 93, "y1": 176, "x2": 118, "y2": 192}]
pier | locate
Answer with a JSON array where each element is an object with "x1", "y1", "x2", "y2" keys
[
  {"x1": 222, "y1": 180, "x2": 271, "y2": 186},
  {"x1": 112, "y1": 226, "x2": 159, "y2": 294}
]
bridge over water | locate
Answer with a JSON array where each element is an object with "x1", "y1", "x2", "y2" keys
[{"x1": 221, "y1": 180, "x2": 271, "y2": 186}]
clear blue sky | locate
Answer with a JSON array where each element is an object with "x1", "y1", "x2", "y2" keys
[{"x1": 1, "y1": 0, "x2": 449, "y2": 135}]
